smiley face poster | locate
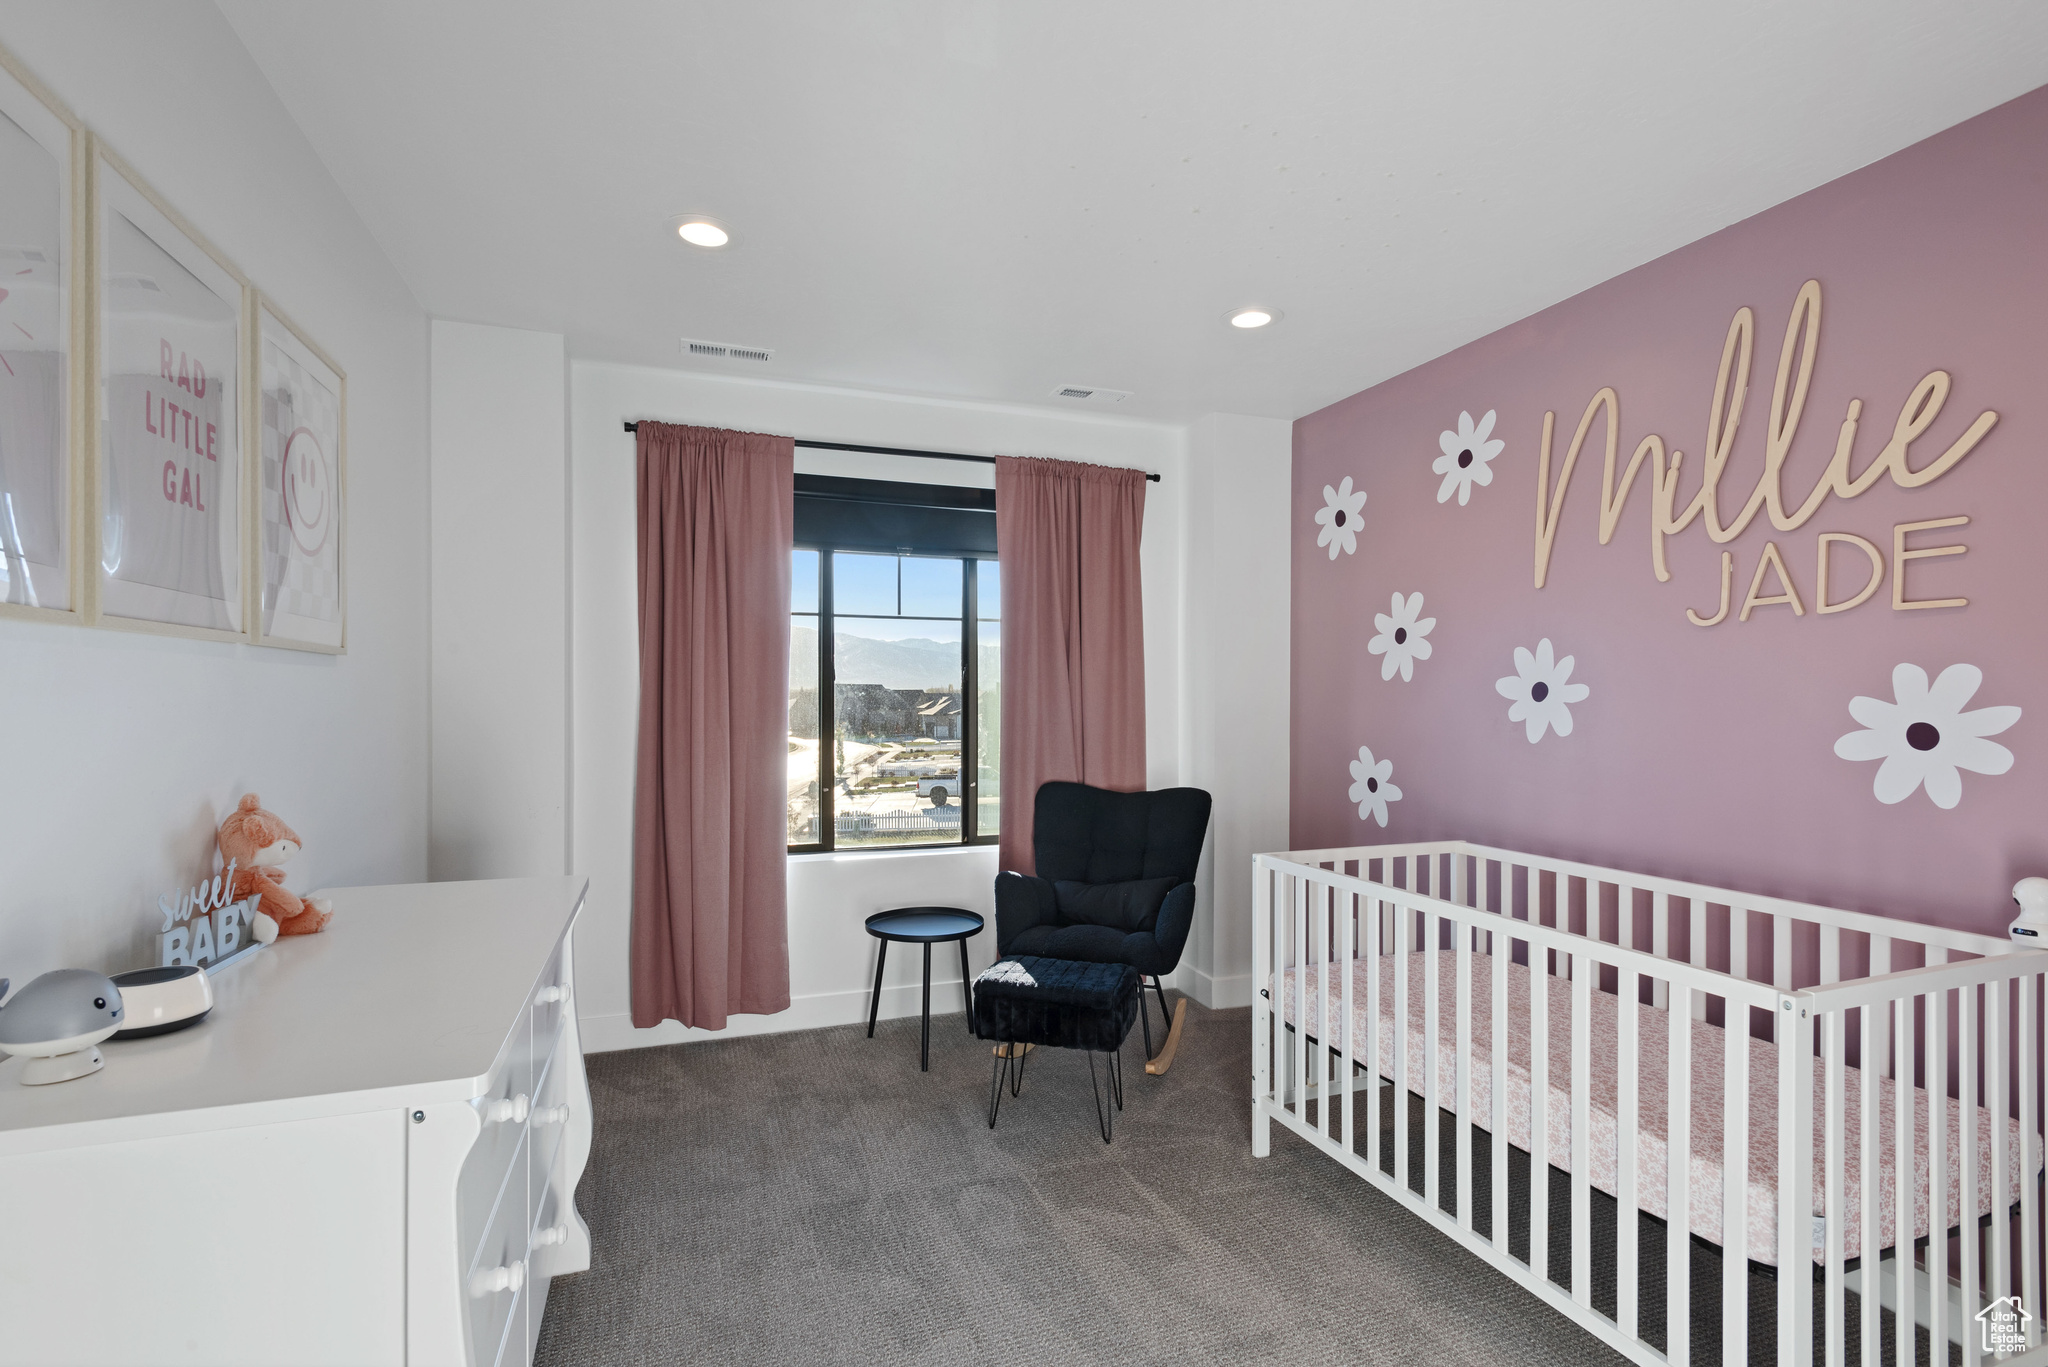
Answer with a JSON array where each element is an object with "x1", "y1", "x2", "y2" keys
[{"x1": 256, "y1": 300, "x2": 343, "y2": 650}]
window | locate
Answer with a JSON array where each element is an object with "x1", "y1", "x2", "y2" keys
[{"x1": 786, "y1": 473, "x2": 999, "y2": 852}]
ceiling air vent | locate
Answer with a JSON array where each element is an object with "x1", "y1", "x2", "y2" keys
[
  {"x1": 681, "y1": 337, "x2": 775, "y2": 362},
  {"x1": 1050, "y1": 384, "x2": 1131, "y2": 403}
]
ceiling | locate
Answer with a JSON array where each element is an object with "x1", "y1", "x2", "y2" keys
[{"x1": 220, "y1": 1, "x2": 2048, "y2": 424}]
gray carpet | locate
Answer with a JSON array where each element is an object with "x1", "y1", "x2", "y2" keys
[{"x1": 534, "y1": 999, "x2": 1631, "y2": 1366}]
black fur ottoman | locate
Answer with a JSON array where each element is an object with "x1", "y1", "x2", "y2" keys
[{"x1": 971, "y1": 955, "x2": 1139, "y2": 1142}]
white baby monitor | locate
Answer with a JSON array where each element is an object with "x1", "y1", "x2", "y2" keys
[{"x1": 2010, "y1": 877, "x2": 2048, "y2": 949}]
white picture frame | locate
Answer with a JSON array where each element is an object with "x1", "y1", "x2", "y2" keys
[
  {"x1": 89, "y1": 136, "x2": 250, "y2": 641},
  {"x1": 0, "y1": 44, "x2": 85, "y2": 624},
  {"x1": 251, "y1": 294, "x2": 345, "y2": 652}
]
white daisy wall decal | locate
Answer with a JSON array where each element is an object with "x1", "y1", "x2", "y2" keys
[
  {"x1": 1367, "y1": 591, "x2": 1436, "y2": 682},
  {"x1": 1348, "y1": 745, "x2": 1402, "y2": 827},
  {"x1": 1832, "y1": 663, "x2": 2020, "y2": 809},
  {"x1": 1433, "y1": 410, "x2": 1505, "y2": 506},
  {"x1": 1495, "y1": 638, "x2": 1589, "y2": 743},
  {"x1": 1313, "y1": 476, "x2": 1368, "y2": 559}
]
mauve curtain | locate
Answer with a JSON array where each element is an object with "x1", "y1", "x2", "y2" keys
[
  {"x1": 994, "y1": 455, "x2": 1148, "y2": 875},
  {"x1": 631, "y1": 422, "x2": 794, "y2": 1030}
]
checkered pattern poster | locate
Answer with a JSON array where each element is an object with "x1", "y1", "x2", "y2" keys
[{"x1": 257, "y1": 304, "x2": 342, "y2": 649}]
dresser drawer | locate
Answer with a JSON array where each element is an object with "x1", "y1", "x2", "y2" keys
[
  {"x1": 529, "y1": 943, "x2": 572, "y2": 1061},
  {"x1": 456, "y1": 1047, "x2": 530, "y2": 1270},
  {"x1": 465, "y1": 1129, "x2": 530, "y2": 1367},
  {"x1": 527, "y1": 1049, "x2": 572, "y2": 1230}
]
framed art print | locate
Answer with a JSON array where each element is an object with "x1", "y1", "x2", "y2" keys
[
  {"x1": 253, "y1": 296, "x2": 345, "y2": 651},
  {"x1": 0, "y1": 45, "x2": 82, "y2": 622},
  {"x1": 91, "y1": 137, "x2": 248, "y2": 639}
]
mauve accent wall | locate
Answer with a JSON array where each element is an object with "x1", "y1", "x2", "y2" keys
[{"x1": 1290, "y1": 85, "x2": 2048, "y2": 939}]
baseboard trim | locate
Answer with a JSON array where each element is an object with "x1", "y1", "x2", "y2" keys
[
  {"x1": 578, "y1": 977, "x2": 977, "y2": 1053},
  {"x1": 1182, "y1": 967, "x2": 1253, "y2": 1011}
]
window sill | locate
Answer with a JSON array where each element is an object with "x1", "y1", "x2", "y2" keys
[{"x1": 787, "y1": 844, "x2": 999, "y2": 865}]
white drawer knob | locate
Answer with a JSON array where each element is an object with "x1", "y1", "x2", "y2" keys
[
  {"x1": 469, "y1": 1259, "x2": 525, "y2": 1298},
  {"x1": 532, "y1": 1223, "x2": 569, "y2": 1248},
  {"x1": 532, "y1": 1103, "x2": 570, "y2": 1126},
  {"x1": 535, "y1": 985, "x2": 568, "y2": 1005},
  {"x1": 484, "y1": 1093, "x2": 529, "y2": 1125}
]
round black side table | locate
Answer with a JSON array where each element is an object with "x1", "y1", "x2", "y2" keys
[{"x1": 864, "y1": 906, "x2": 985, "y2": 1071}]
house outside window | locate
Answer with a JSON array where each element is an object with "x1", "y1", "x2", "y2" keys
[{"x1": 786, "y1": 470, "x2": 998, "y2": 852}]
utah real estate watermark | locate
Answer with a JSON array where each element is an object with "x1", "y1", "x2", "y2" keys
[{"x1": 1977, "y1": 1295, "x2": 2030, "y2": 1357}]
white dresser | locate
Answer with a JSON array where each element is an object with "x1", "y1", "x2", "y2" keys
[{"x1": 0, "y1": 876, "x2": 594, "y2": 1367}]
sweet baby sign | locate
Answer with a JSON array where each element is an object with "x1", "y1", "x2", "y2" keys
[{"x1": 157, "y1": 860, "x2": 258, "y2": 968}]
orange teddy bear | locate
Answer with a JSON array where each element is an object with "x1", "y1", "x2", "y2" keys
[{"x1": 217, "y1": 794, "x2": 332, "y2": 941}]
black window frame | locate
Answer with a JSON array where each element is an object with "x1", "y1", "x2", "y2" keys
[{"x1": 788, "y1": 537, "x2": 998, "y2": 857}]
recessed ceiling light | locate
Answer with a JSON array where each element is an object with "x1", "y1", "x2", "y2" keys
[
  {"x1": 675, "y1": 217, "x2": 732, "y2": 248},
  {"x1": 1227, "y1": 307, "x2": 1279, "y2": 329}
]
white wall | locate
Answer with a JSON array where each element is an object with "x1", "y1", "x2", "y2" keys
[
  {"x1": 1179, "y1": 413, "x2": 1292, "y2": 1007},
  {"x1": 428, "y1": 322, "x2": 567, "y2": 880},
  {"x1": 0, "y1": 4, "x2": 428, "y2": 981},
  {"x1": 569, "y1": 361, "x2": 1188, "y2": 1050}
]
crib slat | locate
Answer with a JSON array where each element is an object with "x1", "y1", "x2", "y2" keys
[
  {"x1": 1618, "y1": 963, "x2": 1640, "y2": 1341},
  {"x1": 1822, "y1": 923, "x2": 1841, "y2": 986},
  {"x1": 1928, "y1": 985, "x2": 1950, "y2": 1361},
  {"x1": 1859, "y1": 1002, "x2": 1878, "y2": 1367},
  {"x1": 1893, "y1": 994, "x2": 1915, "y2": 1364},
  {"x1": 1456, "y1": 919, "x2": 1473, "y2": 1230},
  {"x1": 1990, "y1": 975, "x2": 2011, "y2": 1335},
  {"x1": 1960, "y1": 984, "x2": 1981, "y2": 1367},
  {"x1": 1395, "y1": 897, "x2": 1410, "y2": 1195},
  {"x1": 1691, "y1": 900, "x2": 1709, "y2": 1021},
  {"x1": 1731, "y1": 904, "x2": 1749, "y2": 986},
  {"x1": 1366, "y1": 895, "x2": 1383, "y2": 1177},
  {"x1": 1869, "y1": 936, "x2": 1891, "y2": 1068},
  {"x1": 1723, "y1": 971, "x2": 1749, "y2": 1367},
  {"x1": 1531, "y1": 931, "x2": 1550, "y2": 1287},
  {"x1": 1341, "y1": 891, "x2": 1357, "y2": 1159},
  {"x1": 1492, "y1": 912, "x2": 1509, "y2": 1258},
  {"x1": 1253, "y1": 863, "x2": 1272, "y2": 1154},
  {"x1": 1654, "y1": 890, "x2": 1671, "y2": 1011},
  {"x1": 1426, "y1": 907, "x2": 1441, "y2": 1211},
  {"x1": 1824, "y1": 1010, "x2": 1845, "y2": 1367},
  {"x1": 1781, "y1": 994, "x2": 1815, "y2": 1367},
  {"x1": 1775, "y1": 915, "x2": 1794, "y2": 995},
  {"x1": 1669, "y1": 983, "x2": 1692, "y2": 1367},
  {"x1": 2023, "y1": 972, "x2": 2042, "y2": 1350},
  {"x1": 1316, "y1": 881, "x2": 1331, "y2": 1143},
  {"x1": 1294, "y1": 876, "x2": 1309, "y2": 1119},
  {"x1": 1571, "y1": 955, "x2": 1592, "y2": 1307}
]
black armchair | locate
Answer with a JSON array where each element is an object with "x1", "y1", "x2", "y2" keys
[{"x1": 995, "y1": 781, "x2": 1212, "y2": 1068}]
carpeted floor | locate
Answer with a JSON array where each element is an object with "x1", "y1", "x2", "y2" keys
[{"x1": 534, "y1": 998, "x2": 1632, "y2": 1366}]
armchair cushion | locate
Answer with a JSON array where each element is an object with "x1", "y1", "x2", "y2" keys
[
  {"x1": 1052, "y1": 876, "x2": 1177, "y2": 934},
  {"x1": 1005, "y1": 921, "x2": 1160, "y2": 972}
]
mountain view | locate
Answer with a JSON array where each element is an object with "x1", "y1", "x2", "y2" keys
[{"x1": 790, "y1": 624, "x2": 996, "y2": 691}]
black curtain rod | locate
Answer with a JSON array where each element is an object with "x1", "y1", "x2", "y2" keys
[{"x1": 623, "y1": 423, "x2": 1161, "y2": 482}]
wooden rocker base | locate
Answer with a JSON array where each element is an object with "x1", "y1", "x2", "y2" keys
[{"x1": 1144, "y1": 998, "x2": 1188, "y2": 1076}]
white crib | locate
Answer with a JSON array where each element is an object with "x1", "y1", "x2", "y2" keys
[{"x1": 1251, "y1": 841, "x2": 2048, "y2": 1367}]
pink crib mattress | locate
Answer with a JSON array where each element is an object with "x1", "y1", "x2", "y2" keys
[{"x1": 1277, "y1": 952, "x2": 2032, "y2": 1266}]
